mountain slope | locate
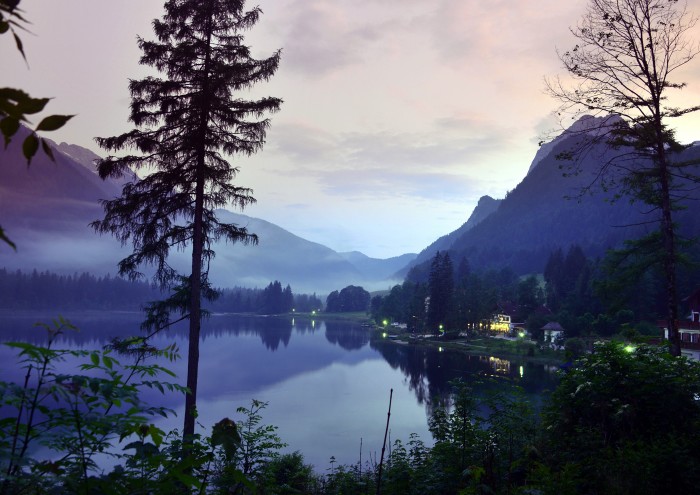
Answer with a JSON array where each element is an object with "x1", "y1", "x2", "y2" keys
[
  {"x1": 398, "y1": 195, "x2": 501, "y2": 277},
  {"x1": 1, "y1": 130, "x2": 410, "y2": 293},
  {"x1": 458, "y1": 138, "x2": 700, "y2": 273},
  {"x1": 410, "y1": 119, "x2": 700, "y2": 279}
]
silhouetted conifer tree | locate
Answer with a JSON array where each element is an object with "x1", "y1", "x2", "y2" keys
[
  {"x1": 91, "y1": 0, "x2": 281, "y2": 440},
  {"x1": 427, "y1": 251, "x2": 454, "y2": 332}
]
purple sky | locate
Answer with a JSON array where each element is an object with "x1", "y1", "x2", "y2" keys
[{"x1": 4, "y1": 0, "x2": 700, "y2": 258}]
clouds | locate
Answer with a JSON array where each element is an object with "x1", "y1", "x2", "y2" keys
[
  {"x1": 262, "y1": 119, "x2": 520, "y2": 202},
  {"x1": 6, "y1": 0, "x2": 700, "y2": 258},
  {"x1": 255, "y1": 0, "x2": 397, "y2": 79}
]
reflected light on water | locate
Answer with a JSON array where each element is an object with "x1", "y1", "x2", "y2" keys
[{"x1": 0, "y1": 312, "x2": 558, "y2": 469}]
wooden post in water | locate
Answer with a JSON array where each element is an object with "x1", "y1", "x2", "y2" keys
[
  {"x1": 376, "y1": 388, "x2": 393, "y2": 495},
  {"x1": 359, "y1": 437, "x2": 363, "y2": 483}
]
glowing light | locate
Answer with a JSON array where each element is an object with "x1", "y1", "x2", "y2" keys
[
  {"x1": 383, "y1": 320, "x2": 388, "y2": 326},
  {"x1": 518, "y1": 331, "x2": 525, "y2": 338},
  {"x1": 489, "y1": 356, "x2": 511, "y2": 374},
  {"x1": 312, "y1": 310, "x2": 316, "y2": 315},
  {"x1": 519, "y1": 365, "x2": 524, "y2": 378},
  {"x1": 624, "y1": 345, "x2": 635, "y2": 353},
  {"x1": 438, "y1": 346, "x2": 444, "y2": 352},
  {"x1": 490, "y1": 314, "x2": 511, "y2": 333},
  {"x1": 382, "y1": 332, "x2": 387, "y2": 338}
]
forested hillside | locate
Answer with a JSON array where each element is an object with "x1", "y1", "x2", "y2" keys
[{"x1": 407, "y1": 126, "x2": 700, "y2": 279}]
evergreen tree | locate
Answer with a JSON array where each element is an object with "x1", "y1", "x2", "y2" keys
[
  {"x1": 91, "y1": 0, "x2": 281, "y2": 440},
  {"x1": 283, "y1": 284, "x2": 293, "y2": 312},
  {"x1": 427, "y1": 252, "x2": 454, "y2": 332},
  {"x1": 516, "y1": 276, "x2": 542, "y2": 322},
  {"x1": 544, "y1": 248, "x2": 565, "y2": 311}
]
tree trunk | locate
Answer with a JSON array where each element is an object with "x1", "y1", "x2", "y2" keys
[
  {"x1": 183, "y1": 0, "x2": 214, "y2": 441},
  {"x1": 184, "y1": 179, "x2": 205, "y2": 440},
  {"x1": 655, "y1": 119, "x2": 681, "y2": 357}
]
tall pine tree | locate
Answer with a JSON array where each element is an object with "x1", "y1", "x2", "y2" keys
[
  {"x1": 91, "y1": 0, "x2": 281, "y2": 440},
  {"x1": 427, "y1": 251, "x2": 454, "y2": 332}
]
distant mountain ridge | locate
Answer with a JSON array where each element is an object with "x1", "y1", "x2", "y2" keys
[
  {"x1": 339, "y1": 251, "x2": 417, "y2": 281},
  {"x1": 0, "y1": 128, "x2": 414, "y2": 294}
]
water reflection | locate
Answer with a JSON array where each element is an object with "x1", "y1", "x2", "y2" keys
[
  {"x1": 325, "y1": 321, "x2": 370, "y2": 350},
  {"x1": 370, "y1": 340, "x2": 558, "y2": 407},
  {"x1": 0, "y1": 313, "x2": 557, "y2": 405},
  {"x1": 0, "y1": 313, "x2": 557, "y2": 467}
]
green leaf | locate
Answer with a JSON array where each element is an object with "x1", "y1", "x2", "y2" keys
[
  {"x1": 102, "y1": 355, "x2": 113, "y2": 370},
  {"x1": 40, "y1": 138, "x2": 54, "y2": 160},
  {"x1": 12, "y1": 31, "x2": 25, "y2": 61},
  {"x1": 172, "y1": 471, "x2": 202, "y2": 489},
  {"x1": 16, "y1": 95, "x2": 49, "y2": 115},
  {"x1": 0, "y1": 116, "x2": 19, "y2": 146},
  {"x1": 22, "y1": 132, "x2": 38, "y2": 162},
  {"x1": 36, "y1": 114, "x2": 73, "y2": 132},
  {"x1": 90, "y1": 352, "x2": 99, "y2": 366}
]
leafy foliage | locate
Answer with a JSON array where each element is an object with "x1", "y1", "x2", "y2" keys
[
  {"x1": 543, "y1": 341, "x2": 700, "y2": 494},
  {"x1": 0, "y1": 318, "x2": 186, "y2": 493},
  {"x1": 0, "y1": 2, "x2": 74, "y2": 163},
  {"x1": 4, "y1": 319, "x2": 700, "y2": 494},
  {"x1": 546, "y1": 0, "x2": 700, "y2": 355},
  {"x1": 0, "y1": 0, "x2": 73, "y2": 251},
  {"x1": 325, "y1": 285, "x2": 371, "y2": 313}
]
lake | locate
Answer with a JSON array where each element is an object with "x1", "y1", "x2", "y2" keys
[{"x1": 0, "y1": 311, "x2": 558, "y2": 470}]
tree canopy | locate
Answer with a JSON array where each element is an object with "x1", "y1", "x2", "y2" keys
[
  {"x1": 92, "y1": 0, "x2": 281, "y2": 440},
  {"x1": 547, "y1": 0, "x2": 700, "y2": 355}
]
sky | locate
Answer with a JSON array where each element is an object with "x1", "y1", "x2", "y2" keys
[{"x1": 4, "y1": 0, "x2": 700, "y2": 259}]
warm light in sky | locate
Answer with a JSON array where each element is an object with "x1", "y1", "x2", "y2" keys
[{"x1": 4, "y1": 0, "x2": 700, "y2": 258}]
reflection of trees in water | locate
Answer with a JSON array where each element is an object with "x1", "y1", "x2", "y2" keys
[
  {"x1": 324, "y1": 321, "x2": 369, "y2": 350},
  {"x1": 370, "y1": 340, "x2": 559, "y2": 411},
  {"x1": 0, "y1": 313, "x2": 321, "y2": 352}
]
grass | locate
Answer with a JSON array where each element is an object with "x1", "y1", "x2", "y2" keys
[{"x1": 373, "y1": 330, "x2": 565, "y2": 365}]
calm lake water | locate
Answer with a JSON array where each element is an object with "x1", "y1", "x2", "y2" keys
[{"x1": 0, "y1": 311, "x2": 558, "y2": 470}]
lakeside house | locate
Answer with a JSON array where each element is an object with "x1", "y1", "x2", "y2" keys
[
  {"x1": 542, "y1": 322, "x2": 565, "y2": 348},
  {"x1": 490, "y1": 314, "x2": 513, "y2": 334},
  {"x1": 659, "y1": 288, "x2": 700, "y2": 360}
]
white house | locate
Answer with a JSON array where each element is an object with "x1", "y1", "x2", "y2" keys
[{"x1": 542, "y1": 322, "x2": 564, "y2": 347}]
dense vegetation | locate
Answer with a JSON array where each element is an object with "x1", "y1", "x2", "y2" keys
[
  {"x1": 374, "y1": 244, "x2": 699, "y2": 343},
  {"x1": 2, "y1": 329, "x2": 699, "y2": 494},
  {"x1": 325, "y1": 285, "x2": 371, "y2": 313},
  {"x1": 0, "y1": 269, "x2": 321, "y2": 314}
]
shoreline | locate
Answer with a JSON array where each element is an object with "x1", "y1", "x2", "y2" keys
[{"x1": 371, "y1": 331, "x2": 565, "y2": 366}]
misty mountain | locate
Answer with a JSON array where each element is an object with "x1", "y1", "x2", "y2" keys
[
  {"x1": 0, "y1": 130, "x2": 411, "y2": 294},
  {"x1": 338, "y1": 251, "x2": 417, "y2": 281},
  {"x1": 409, "y1": 117, "x2": 700, "y2": 279}
]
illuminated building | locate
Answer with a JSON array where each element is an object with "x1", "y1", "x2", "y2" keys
[{"x1": 490, "y1": 314, "x2": 512, "y2": 334}]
